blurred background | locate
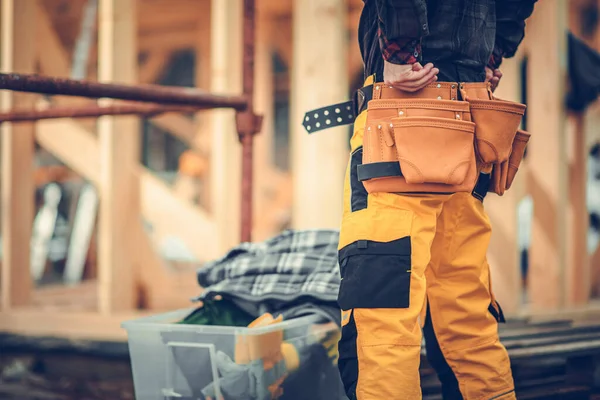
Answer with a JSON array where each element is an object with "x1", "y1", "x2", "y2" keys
[{"x1": 0, "y1": 0, "x2": 600, "y2": 398}]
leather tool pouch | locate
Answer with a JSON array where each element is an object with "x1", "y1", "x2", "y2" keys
[
  {"x1": 466, "y1": 94, "x2": 526, "y2": 196},
  {"x1": 360, "y1": 99, "x2": 478, "y2": 194},
  {"x1": 505, "y1": 129, "x2": 531, "y2": 191}
]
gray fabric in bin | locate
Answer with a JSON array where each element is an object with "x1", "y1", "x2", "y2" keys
[{"x1": 194, "y1": 229, "x2": 342, "y2": 326}]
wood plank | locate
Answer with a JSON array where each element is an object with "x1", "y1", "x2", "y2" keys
[
  {"x1": 566, "y1": 113, "x2": 590, "y2": 305},
  {"x1": 290, "y1": 0, "x2": 349, "y2": 229},
  {"x1": 209, "y1": 0, "x2": 242, "y2": 251},
  {"x1": 253, "y1": 10, "x2": 277, "y2": 241},
  {"x1": 97, "y1": 0, "x2": 138, "y2": 313},
  {"x1": 0, "y1": 0, "x2": 37, "y2": 310},
  {"x1": 0, "y1": 308, "x2": 153, "y2": 341},
  {"x1": 138, "y1": 49, "x2": 171, "y2": 84},
  {"x1": 36, "y1": 0, "x2": 71, "y2": 78},
  {"x1": 34, "y1": 117, "x2": 219, "y2": 262},
  {"x1": 193, "y1": 0, "x2": 213, "y2": 210},
  {"x1": 525, "y1": 0, "x2": 569, "y2": 311}
]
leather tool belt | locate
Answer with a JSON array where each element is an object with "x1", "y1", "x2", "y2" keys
[{"x1": 303, "y1": 81, "x2": 531, "y2": 199}]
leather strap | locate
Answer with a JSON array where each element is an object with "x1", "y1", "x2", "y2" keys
[
  {"x1": 302, "y1": 84, "x2": 374, "y2": 134},
  {"x1": 357, "y1": 161, "x2": 402, "y2": 181}
]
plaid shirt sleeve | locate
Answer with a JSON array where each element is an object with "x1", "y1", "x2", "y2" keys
[
  {"x1": 489, "y1": 0, "x2": 538, "y2": 69},
  {"x1": 375, "y1": 0, "x2": 429, "y2": 65}
]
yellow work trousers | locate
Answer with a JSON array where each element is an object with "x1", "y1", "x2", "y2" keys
[{"x1": 337, "y1": 77, "x2": 516, "y2": 400}]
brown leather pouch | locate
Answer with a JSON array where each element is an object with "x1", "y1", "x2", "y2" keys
[
  {"x1": 393, "y1": 116, "x2": 476, "y2": 185},
  {"x1": 362, "y1": 98, "x2": 471, "y2": 166},
  {"x1": 505, "y1": 129, "x2": 531, "y2": 190},
  {"x1": 360, "y1": 98, "x2": 478, "y2": 193},
  {"x1": 468, "y1": 98, "x2": 526, "y2": 165}
]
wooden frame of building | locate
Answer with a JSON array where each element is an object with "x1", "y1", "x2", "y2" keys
[{"x1": 0, "y1": 0, "x2": 599, "y2": 341}]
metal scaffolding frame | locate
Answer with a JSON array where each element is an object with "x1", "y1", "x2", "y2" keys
[{"x1": 0, "y1": 0, "x2": 261, "y2": 243}]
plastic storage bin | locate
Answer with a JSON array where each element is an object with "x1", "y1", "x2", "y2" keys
[{"x1": 122, "y1": 308, "x2": 344, "y2": 400}]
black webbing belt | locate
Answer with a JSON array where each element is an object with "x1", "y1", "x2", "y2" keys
[
  {"x1": 302, "y1": 84, "x2": 374, "y2": 134},
  {"x1": 302, "y1": 83, "x2": 489, "y2": 201}
]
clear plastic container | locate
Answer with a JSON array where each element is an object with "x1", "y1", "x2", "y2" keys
[{"x1": 122, "y1": 308, "x2": 345, "y2": 400}]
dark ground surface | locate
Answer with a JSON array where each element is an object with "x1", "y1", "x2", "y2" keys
[{"x1": 2, "y1": 321, "x2": 600, "y2": 400}]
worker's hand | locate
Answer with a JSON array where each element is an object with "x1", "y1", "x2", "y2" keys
[
  {"x1": 383, "y1": 61, "x2": 439, "y2": 92},
  {"x1": 485, "y1": 66, "x2": 502, "y2": 92}
]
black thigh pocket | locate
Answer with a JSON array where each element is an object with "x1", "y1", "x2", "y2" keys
[
  {"x1": 337, "y1": 237, "x2": 412, "y2": 309},
  {"x1": 350, "y1": 147, "x2": 368, "y2": 212}
]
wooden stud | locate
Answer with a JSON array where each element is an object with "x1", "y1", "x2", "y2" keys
[
  {"x1": 209, "y1": 0, "x2": 243, "y2": 252},
  {"x1": 34, "y1": 113, "x2": 220, "y2": 264},
  {"x1": 566, "y1": 113, "x2": 591, "y2": 305},
  {"x1": 0, "y1": 0, "x2": 36, "y2": 310},
  {"x1": 253, "y1": 10, "x2": 277, "y2": 240},
  {"x1": 97, "y1": 0, "x2": 139, "y2": 313},
  {"x1": 485, "y1": 54, "x2": 526, "y2": 315},
  {"x1": 290, "y1": 0, "x2": 349, "y2": 229},
  {"x1": 525, "y1": 0, "x2": 569, "y2": 311}
]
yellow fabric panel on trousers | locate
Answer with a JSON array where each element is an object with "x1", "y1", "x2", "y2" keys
[
  {"x1": 425, "y1": 192, "x2": 514, "y2": 400},
  {"x1": 338, "y1": 192, "x2": 446, "y2": 400}
]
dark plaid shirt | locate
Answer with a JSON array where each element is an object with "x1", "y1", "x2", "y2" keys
[{"x1": 359, "y1": 0, "x2": 537, "y2": 82}]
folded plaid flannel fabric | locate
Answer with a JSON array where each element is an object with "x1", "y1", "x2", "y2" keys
[{"x1": 193, "y1": 229, "x2": 342, "y2": 325}]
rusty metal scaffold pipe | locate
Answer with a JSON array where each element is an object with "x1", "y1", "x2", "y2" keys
[
  {"x1": 0, "y1": 73, "x2": 248, "y2": 110},
  {"x1": 237, "y1": 0, "x2": 262, "y2": 243},
  {"x1": 0, "y1": 102, "x2": 197, "y2": 123}
]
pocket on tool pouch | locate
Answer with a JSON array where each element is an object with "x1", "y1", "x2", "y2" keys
[
  {"x1": 489, "y1": 161, "x2": 509, "y2": 196},
  {"x1": 468, "y1": 98, "x2": 526, "y2": 164},
  {"x1": 392, "y1": 116, "x2": 476, "y2": 185},
  {"x1": 505, "y1": 129, "x2": 531, "y2": 191}
]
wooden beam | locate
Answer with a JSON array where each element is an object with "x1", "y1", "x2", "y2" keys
[
  {"x1": 138, "y1": 50, "x2": 170, "y2": 84},
  {"x1": 485, "y1": 54, "x2": 526, "y2": 315},
  {"x1": 526, "y1": 0, "x2": 569, "y2": 310},
  {"x1": 0, "y1": 308, "x2": 152, "y2": 341},
  {"x1": 34, "y1": 117, "x2": 219, "y2": 262},
  {"x1": 35, "y1": 0, "x2": 71, "y2": 78},
  {"x1": 0, "y1": 0, "x2": 36, "y2": 310},
  {"x1": 566, "y1": 113, "x2": 591, "y2": 305},
  {"x1": 272, "y1": 16, "x2": 292, "y2": 67},
  {"x1": 209, "y1": 0, "x2": 242, "y2": 251},
  {"x1": 290, "y1": 0, "x2": 349, "y2": 229},
  {"x1": 138, "y1": 25, "x2": 198, "y2": 52},
  {"x1": 193, "y1": 0, "x2": 212, "y2": 209},
  {"x1": 253, "y1": 10, "x2": 277, "y2": 241},
  {"x1": 97, "y1": 0, "x2": 138, "y2": 313}
]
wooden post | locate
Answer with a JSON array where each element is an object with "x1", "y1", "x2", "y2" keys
[
  {"x1": 97, "y1": 0, "x2": 138, "y2": 313},
  {"x1": 0, "y1": 0, "x2": 36, "y2": 310},
  {"x1": 209, "y1": 0, "x2": 242, "y2": 252},
  {"x1": 566, "y1": 113, "x2": 590, "y2": 305},
  {"x1": 290, "y1": 0, "x2": 349, "y2": 229},
  {"x1": 193, "y1": 0, "x2": 212, "y2": 210},
  {"x1": 485, "y1": 54, "x2": 525, "y2": 315},
  {"x1": 253, "y1": 10, "x2": 277, "y2": 241},
  {"x1": 526, "y1": 0, "x2": 569, "y2": 311}
]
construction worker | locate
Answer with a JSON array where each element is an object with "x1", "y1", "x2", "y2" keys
[{"x1": 325, "y1": 1, "x2": 537, "y2": 399}]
